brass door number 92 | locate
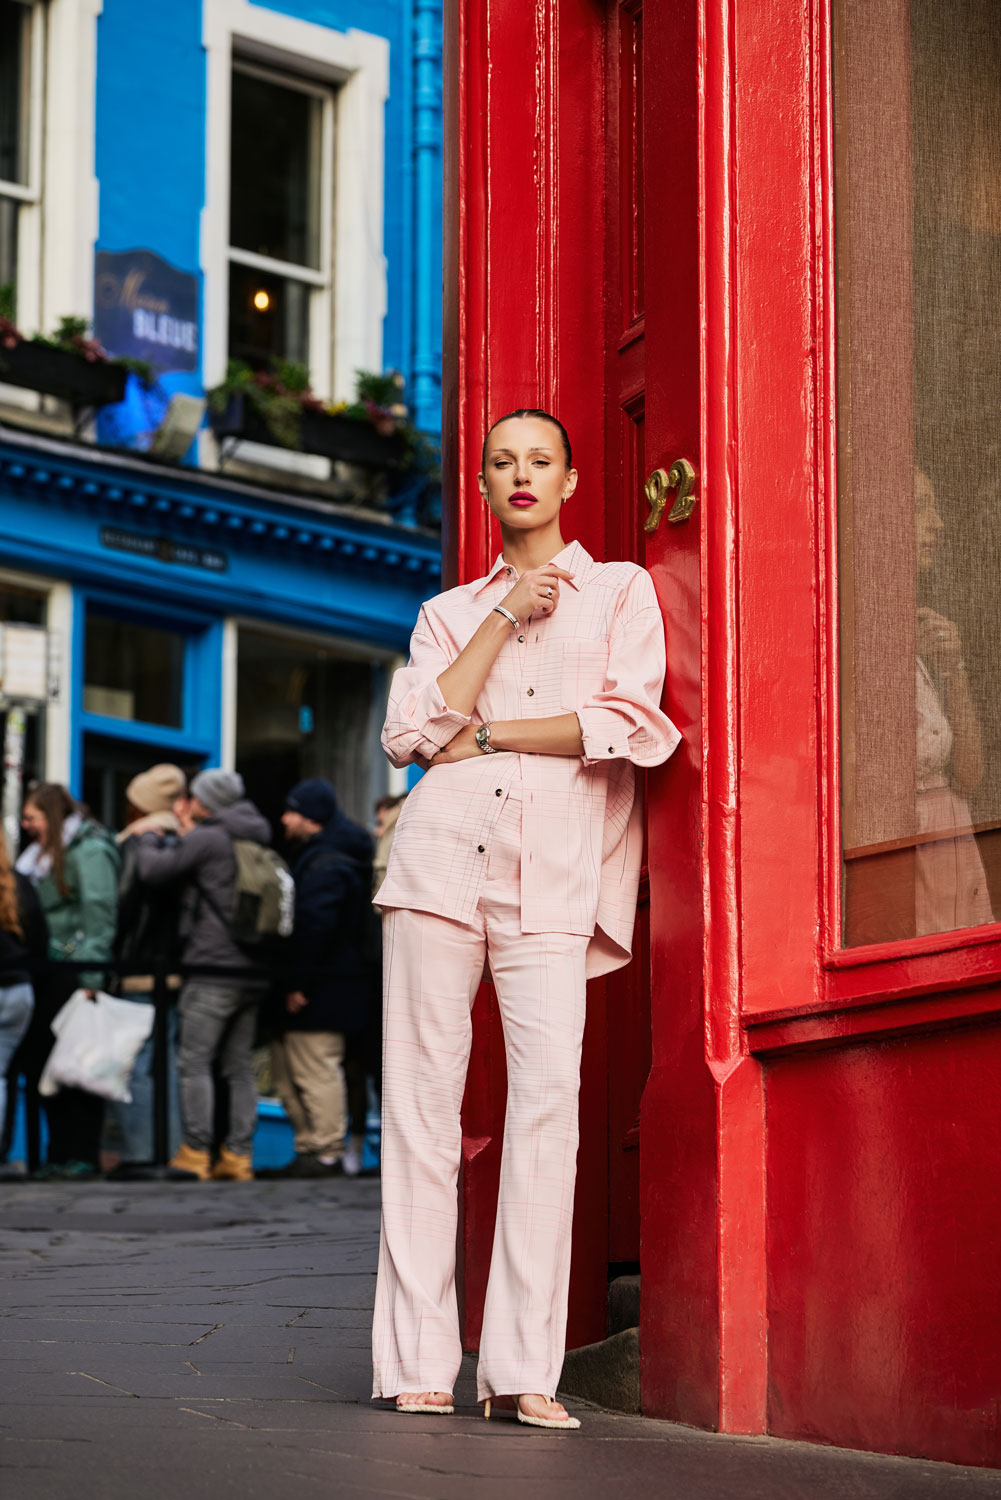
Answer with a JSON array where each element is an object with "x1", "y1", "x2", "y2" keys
[{"x1": 643, "y1": 458, "x2": 698, "y2": 532}]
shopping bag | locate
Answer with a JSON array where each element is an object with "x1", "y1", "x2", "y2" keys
[{"x1": 38, "y1": 989, "x2": 155, "y2": 1104}]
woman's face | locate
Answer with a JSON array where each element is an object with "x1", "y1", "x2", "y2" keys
[
  {"x1": 478, "y1": 416, "x2": 577, "y2": 531},
  {"x1": 21, "y1": 802, "x2": 48, "y2": 845}
]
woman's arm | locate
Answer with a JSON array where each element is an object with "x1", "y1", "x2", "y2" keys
[
  {"x1": 435, "y1": 563, "x2": 574, "y2": 715},
  {"x1": 430, "y1": 714, "x2": 583, "y2": 764}
]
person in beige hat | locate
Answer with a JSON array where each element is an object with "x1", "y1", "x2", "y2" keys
[{"x1": 107, "y1": 764, "x2": 187, "y2": 1171}]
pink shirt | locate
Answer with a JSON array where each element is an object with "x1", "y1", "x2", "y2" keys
[{"x1": 376, "y1": 540, "x2": 681, "y2": 977}]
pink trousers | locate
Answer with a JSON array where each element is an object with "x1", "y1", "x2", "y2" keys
[{"x1": 371, "y1": 789, "x2": 588, "y2": 1402}]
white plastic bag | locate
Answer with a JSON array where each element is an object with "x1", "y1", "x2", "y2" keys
[{"x1": 38, "y1": 989, "x2": 155, "y2": 1104}]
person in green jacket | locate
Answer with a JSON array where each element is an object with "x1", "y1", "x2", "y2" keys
[{"x1": 16, "y1": 783, "x2": 120, "y2": 1178}]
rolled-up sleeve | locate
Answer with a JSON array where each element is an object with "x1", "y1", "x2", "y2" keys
[
  {"x1": 381, "y1": 606, "x2": 472, "y2": 768},
  {"x1": 576, "y1": 570, "x2": 682, "y2": 768}
]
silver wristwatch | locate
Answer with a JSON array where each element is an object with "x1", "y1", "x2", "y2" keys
[{"x1": 475, "y1": 722, "x2": 498, "y2": 754}]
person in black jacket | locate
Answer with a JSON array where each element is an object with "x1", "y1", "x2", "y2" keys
[
  {"x1": 270, "y1": 778, "x2": 374, "y2": 1179},
  {"x1": 0, "y1": 835, "x2": 48, "y2": 1156}
]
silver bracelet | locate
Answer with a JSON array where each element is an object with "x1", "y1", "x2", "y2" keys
[{"x1": 493, "y1": 604, "x2": 520, "y2": 630}]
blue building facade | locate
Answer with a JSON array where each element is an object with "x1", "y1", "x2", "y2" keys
[{"x1": 0, "y1": 0, "x2": 442, "y2": 839}]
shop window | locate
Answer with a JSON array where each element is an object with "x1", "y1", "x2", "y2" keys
[
  {"x1": 0, "y1": 0, "x2": 37, "y2": 320},
  {"x1": 235, "y1": 625, "x2": 385, "y2": 837},
  {"x1": 227, "y1": 63, "x2": 331, "y2": 374},
  {"x1": 83, "y1": 610, "x2": 184, "y2": 728},
  {"x1": 835, "y1": 0, "x2": 1001, "y2": 945}
]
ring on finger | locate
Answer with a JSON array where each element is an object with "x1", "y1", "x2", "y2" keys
[{"x1": 545, "y1": 586, "x2": 554, "y2": 597}]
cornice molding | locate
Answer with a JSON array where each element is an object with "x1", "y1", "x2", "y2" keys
[{"x1": 0, "y1": 437, "x2": 441, "y2": 582}]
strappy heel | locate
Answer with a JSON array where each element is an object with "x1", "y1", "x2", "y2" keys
[
  {"x1": 396, "y1": 1392, "x2": 454, "y2": 1415},
  {"x1": 483, "y1": 1395, "x2": 580, "y2": 1429}
]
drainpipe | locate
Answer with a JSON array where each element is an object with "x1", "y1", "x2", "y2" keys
[{"x1": 412, "y1": 0, "x2": 442, "y2": 435}]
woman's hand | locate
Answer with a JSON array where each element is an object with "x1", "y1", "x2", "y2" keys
[
  {"x1": 917, "y1": 607, "x2": 963, "y2": 675},
  {"x1": 429, "y1": 723, "x2": 483, "y2": 766},
  {"x1": 501, "y1": 563, "x2": 574, "y2": 624}
]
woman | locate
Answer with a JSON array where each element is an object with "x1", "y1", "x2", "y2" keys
[
  {"x1": 16, "y1": 783, "x2": 120, "y2": 1178},
  {"x1": 0, "y1": 837, "x2": 48, "y2": 1138},
  {"x1": 372, "y1": 409, "x2": 680, "y2": 1428}
]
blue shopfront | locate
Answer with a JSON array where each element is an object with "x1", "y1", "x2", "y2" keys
[{"x1": 0, "y1": 427, "x2": 437, "y2": 837}]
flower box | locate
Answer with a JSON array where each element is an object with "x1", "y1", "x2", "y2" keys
[
  {"x1": 0, "y1": 340, "x2": 127, "y2": 407},
  {"x1": 209, "y1": 392, "x2": 408, "y2": 469}
]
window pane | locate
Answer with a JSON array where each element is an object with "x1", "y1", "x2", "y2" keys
[
  {"x1": 229, "y1": 68, "x2": 322, "y2": 270},
  {"x1": 0, "y1": 0, "x2": 31, "y2": 187},
  {"x1": 0, "y1": 584, "x2": 44, "y2": 626},
  {"x1": 836, "y1": 0, "x2": 1001, "y2": 945},
  {"x1": 84, "y1": 612, "x2": 184, "y2": 728},
  {"x1": 235, "y1": 626, "x2": 380, "y2": 835},
  {"x1": 227, "y1": 261, "x2": 309, "y2": 369}
]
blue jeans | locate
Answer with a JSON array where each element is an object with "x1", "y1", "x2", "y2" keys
[
  {"x1": 107, "y1": 997, "x2": 181, "y2": 1163},
  {"x1": 0, "y1": 983, "x2": 34, "y2": 1127}
]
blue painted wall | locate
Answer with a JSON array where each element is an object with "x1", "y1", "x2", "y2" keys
[{"x1": 93, "y1": 0, "x2": 442, "y2": 431}]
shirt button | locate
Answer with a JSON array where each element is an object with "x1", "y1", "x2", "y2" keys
[
  {"x1": 527, "y1": 687, "x2": 535, "y2": 697},
  {"x1": 477, "y1": 844, "x2": 485, "y2": 853},
  {"x1": 608, "y1": 746, "x2": 614, "y2": 753},
  {"x1": 495, "y1": 788, "x2": 502, "y2": 796},
  {"x1": 518, "y1": 635, "x2": 525, "y2": 643}
]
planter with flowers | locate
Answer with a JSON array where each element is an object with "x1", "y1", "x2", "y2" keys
[
  {"x1": 0, "y1": 315, "x2": 151, "y2": 410},
  {"x1": 207, "y1": 361, "x2": 412, "y2": 469}
]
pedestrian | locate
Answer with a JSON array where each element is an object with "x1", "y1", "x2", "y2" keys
[
  {"x1": 15, "y1": 783, "x2": 120, "y2": 1179},
  {"x1": 269, "y1": 778, "x2": 374, "y2": 1178},
  {"x1": 339, "y1": 793, "x2": 405, "y2": 1178},
  {"x1": 371, "y1": 409, "x2": 680, "y2": 1428},
  {"x1": 0, "y1": 835, "x2": 48, "y2": 1148},
  {"x1": 372, "y1": 794, "x2": 407, "y2": 899},
  {"x1": 108, "y1": 763, "x2": 186, "y2": 1171},
  {"x1": 135, "y1": 769, "x2": 271, "y2": 1183}
]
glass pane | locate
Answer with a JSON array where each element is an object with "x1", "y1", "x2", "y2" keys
[
  {"x1": 836, "y1": 0, "x2": 1001, "y2": 945},
  {"x1": 0, "y1": 0, "x2": 31, "y2": 188},
  {"x1": 235, "y1": 626, "x2": 380, "y2": 838},
  {"x1": 0, "y1": 195, "x2": 16, "y2": 312},
  {"x1": 229, "y1": 67, "x2": 322, "y2": 269},
  {"x1": 84, "y1": 611, "x2": 185, "y2": 728},
  {"x1": 0, "y1": 583, "x2": 45, "y2": 626},
  {"x1": 227, "y1": 261, "x2": 310, "y2": 370}
]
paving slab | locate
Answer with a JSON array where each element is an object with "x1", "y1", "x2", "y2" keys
[{"x1": 1, "y1": 1179, "x2": 1000, "y2": 1500}]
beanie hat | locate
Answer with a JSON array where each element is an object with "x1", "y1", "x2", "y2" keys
[
  {"x1": 126, "y1": 763, "x2": 186, "y2": 815},
  {"x1": 190, "y1": 769, "x2": 245, "y2": 813},
  {"x1": 286, "y1": 778, "x2": 338, "y2": 826}
]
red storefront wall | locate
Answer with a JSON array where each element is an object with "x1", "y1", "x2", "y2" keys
[{"x1": 442, "y1": 0, "x2": 1001, "y2": 1467}]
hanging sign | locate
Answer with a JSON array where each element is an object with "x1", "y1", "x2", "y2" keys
[{"x1": 94, "y1": 248, "x2": 199, "y2": 375}]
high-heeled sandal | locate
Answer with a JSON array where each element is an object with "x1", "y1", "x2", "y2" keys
[
  {"x1": 396, "y1": 1392, "x2": 454, "y2": 1415},
  {"x1": 483, "y1": 1396, "x2": 580, "y2": 1430}
]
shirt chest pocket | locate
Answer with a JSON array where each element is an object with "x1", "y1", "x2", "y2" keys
[{"x1": 560, "y1": 641, "x2": 609, "y2": 710}]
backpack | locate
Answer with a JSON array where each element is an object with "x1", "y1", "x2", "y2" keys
[
  {"x1": 229, "y1": 840, "x2": 296, "y2": 947},
  {"x1": 198, "y1": 838, "x2": 295, "y2": 954}
]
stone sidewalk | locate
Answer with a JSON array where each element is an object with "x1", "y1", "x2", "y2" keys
[{"x1": 1, "y1": 1179, "x2": 999, "y2": 1500}]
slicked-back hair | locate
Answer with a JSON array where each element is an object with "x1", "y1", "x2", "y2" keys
[{"x1": 481, "y1": 409, "x2": 572, "y2": 471}]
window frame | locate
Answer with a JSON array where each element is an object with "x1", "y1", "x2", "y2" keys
[
  {"x1": 0, "y1": 0, "x2": 44, "y2": 326},
  {"x1": 226, "y1": 57, "x2": 336, "y2": 383},
  {"x1": 201, "y1": 0, "x2": 389, "y2": 425},
  {"x1": 732, "y1": 0, "x2": 1001, "y2": 1056}
]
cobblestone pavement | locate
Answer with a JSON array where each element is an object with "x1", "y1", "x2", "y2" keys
[{"x1": 1, "y1": 1179, "x2": 1000, "y2": 1500}]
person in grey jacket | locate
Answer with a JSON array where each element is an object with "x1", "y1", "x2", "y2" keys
[{"x1": 134, "y1": 769, "x2": 270, "y2": 1183}]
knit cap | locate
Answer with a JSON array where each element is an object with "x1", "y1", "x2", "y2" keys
[
  {"x1": 190, "y1": 768, "x2": 245, "y2": 813},
  {"x1": 126, "y1": 763, "x2": 186, "y2": 815},
  {"x1": 286, "y1": 778, "x2": 338, "y2": 826}
]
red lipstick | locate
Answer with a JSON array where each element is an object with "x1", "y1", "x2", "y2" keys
[{"x1": 509, "y1": 491, "x2": 537, "y2": 507}]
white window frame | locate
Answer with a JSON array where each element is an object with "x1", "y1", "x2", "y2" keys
[
  {"x1": 202, "y1": 0, "x2": 389, "y2": 406},
  {"x1": 0, "y1": 565, "x2": 73, "y2": 785},
  {"x1": 0, "y1": 0, "x2": 102, "y2": 417},
  {"x1": 227, "y1": 57, "x2": 335, "y2": 387},
  {"x1": 0, "y1": 0, "x2": 44, "y2": 326}
]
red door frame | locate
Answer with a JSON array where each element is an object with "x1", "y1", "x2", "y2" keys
[{"x1": 443, "y1": 0, "x2": 1001, "y2": 1464}]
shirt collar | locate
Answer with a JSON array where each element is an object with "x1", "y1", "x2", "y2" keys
[{"x1": 473, "y1": 539, "x2": 595, "y2": 595}]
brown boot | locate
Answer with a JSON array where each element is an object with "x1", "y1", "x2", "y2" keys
[
  {"x1": 211, "y1": 1146, "x2": 254, "y2": 1182},
  {"x1": 169, "y1": 1143, "x2": 211, "y2": 1181}
]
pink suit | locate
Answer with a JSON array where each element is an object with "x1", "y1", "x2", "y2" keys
[{"x1": 372, "y1": 541, "x2": 679, "y2": 1401}]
